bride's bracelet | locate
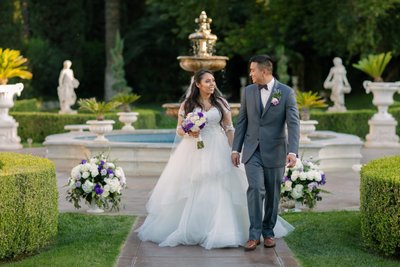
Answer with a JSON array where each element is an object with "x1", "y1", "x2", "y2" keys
[{"x1": 224, "y1": 125, "x2": 235, "y2": 132}]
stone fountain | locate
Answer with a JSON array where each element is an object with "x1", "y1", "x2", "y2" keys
[{"x1": 162, "y1": 11, "x2": 240, "y2": 116}]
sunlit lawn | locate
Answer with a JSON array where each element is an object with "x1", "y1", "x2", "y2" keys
[{"x1": 1, "y1": 213, "x2": 135, "y2": 267}]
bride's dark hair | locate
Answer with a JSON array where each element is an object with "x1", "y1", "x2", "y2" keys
[{"x1": 183, "y1": 69, "x2": 230, "y2": 126}]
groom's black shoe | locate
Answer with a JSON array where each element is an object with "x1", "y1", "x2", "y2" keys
[
  {"x1": 244, "y1": 240, "x2": 260, "y2": 251},
  {"x1": 263, "y1": 237, "x2": 276, "y2": 248}
]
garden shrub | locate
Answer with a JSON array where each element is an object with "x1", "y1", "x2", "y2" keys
[
  {"x1": 0, "y1": 152, "x2": 58, "y2": 259},
  {"x1": 10, "y1": 98, "x2": 40, "y2": 112},
  {"x1": 11, "y1": 108, "x2": 159, "y2": 143},
  {"x1": 360, "y1": 156, "x2": 400, "y2": 257}
]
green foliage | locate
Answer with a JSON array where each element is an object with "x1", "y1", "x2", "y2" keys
[
  {"x1": 10, "y1": 109, "x2": 160, "y2": 143},
  {"x1": 78, "y1": 98, "x2": 120, "y2": 120},
  {"x1": 0, "y1": 152, "x2": 58, "y2": 260},
  {"x1": 283, "y1": 211, "x2": 400, "y2": 266},
  {"x1": 112, "y1": 93, "x2": 141, "y2": 112},
  {"x1": 1, "y1": 213, "x2": 135, "y2": 266},
  {"x1": 353, "y1": 52, "x2": 392, "y2": 82},
  {"x1": 111, "y1": 31, "x2": 132, "y2": 94},
  {"x1": 10, "y1": 98, "x2": 40, "y2": 112},
  {"x1": 0, "y1": 48, "x2": 32, "y2": 85},
  {"x1": 360, "y1": 156, "x2": 400, "y2": 257},
  {"x1": 296, "y1": 90, "x2": 327, "y2": 120}
]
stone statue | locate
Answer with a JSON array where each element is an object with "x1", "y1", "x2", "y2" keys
[
  {"x1": 323, "y1": 57, "x2": 351, "y2": 112},
  {"x1": 58, "y1": 60, "x2": 79, "y2": 114}
]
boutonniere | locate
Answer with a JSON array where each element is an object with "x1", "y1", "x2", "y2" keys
[{"x1": 271, "y1": 89, "x2": 282, "y2": 106}]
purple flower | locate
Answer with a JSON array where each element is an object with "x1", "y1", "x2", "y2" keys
[
  {"x1": 282, "y1": 176, "x2": 290, "y2": 182},
  {"x1": 198, "y1": 112, "x2": 204, "y2": 118},
  {"x1": 320, "y1": 174, "x2": 326, "y2": 185},
  {"x1": 81, "y1": 159, "x2": 87, "y2": 164},
  {"x1": 75, "y1": 181, "x2": 81, "y2": 188},
  {"x1": 107, "y1": 169, "x2": 114, "y2": 175},
  {"x1": 94, "y1": 184, "x2": 104, "y2": 195},
  {"x1": 100, "y1": 160, "x2": 105, "y2": 166},
  {"x1": 308, "y1": 182, "x2": 318, "y2": 192}
]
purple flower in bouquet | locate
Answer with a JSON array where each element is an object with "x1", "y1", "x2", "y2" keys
[{"x1": 94, "y1": 184, "x2": 104, "y2": 195}]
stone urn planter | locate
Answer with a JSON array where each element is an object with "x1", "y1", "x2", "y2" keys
[
  {"x1": 0, "y1": 83, "x2": 24, "y2": 149},
  {"x1": 117, "y1": 112, "x2": 139, "y2": 131},
  {"x1": 299, "y1": 120, "x2": 318, "y2": 143},
  {"x1": 86, "y1": 120, "x2": 115, "y2": 143},
  {"x1": 363, "y1": 81, "x2": 400, "y2": 147}
]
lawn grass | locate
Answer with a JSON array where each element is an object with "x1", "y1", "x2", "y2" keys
[
  {"x1": 1, "y1": 213, "x2": 135, "y2": 267},
  {"x1": 283, "y1": 211, "x2": 399, "y2": 267}
]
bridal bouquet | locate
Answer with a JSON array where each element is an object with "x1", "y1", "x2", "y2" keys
[
  {"x1": 66, "y1": 153, "x2": 127, "y2": 211},
  {"x1": 181, "y1": 111, "x2": 207, "y2": 149},
  {"x1": 281, "y1": 157, "x2": 327, "y2": 209}
]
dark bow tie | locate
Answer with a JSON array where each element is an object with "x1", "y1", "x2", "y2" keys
[{"x1": 258, "y1": 84, "x2": 269, "y2": 90}]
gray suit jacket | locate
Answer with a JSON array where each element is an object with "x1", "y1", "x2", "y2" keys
[{"x1": 232, "y1": 80, "x2": 300, "y2": 168}]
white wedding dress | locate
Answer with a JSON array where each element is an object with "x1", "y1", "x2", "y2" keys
[{"x1": 137, "y1": 107, "x2": 293, "y2": 249}]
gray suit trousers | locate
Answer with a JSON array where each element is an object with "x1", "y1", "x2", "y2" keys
[{"x1": 245, "y1": 147, "x2": 284, "y2": 240}]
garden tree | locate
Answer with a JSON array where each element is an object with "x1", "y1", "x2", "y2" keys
[
  {"x1": 26, "y1": 0, "x2": 86, "y2": 99},
  {"x1": 105, "y1": 0, "x2": 120, "y2": 100},
  {"x1": 110, "y1": 31, "x2": 131, "y2": 94},
  {"x1": 0, "y1": 0, "x2": 23, "y2": 50}
]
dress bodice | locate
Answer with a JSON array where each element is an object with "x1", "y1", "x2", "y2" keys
[{"x1": 193, "y1": 107, "x2": 223, "y2": 135}]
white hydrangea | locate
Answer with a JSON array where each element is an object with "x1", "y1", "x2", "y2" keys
[
  {"x1": 299, "y1": 172, "x2": 308, "y2": 181},
  {"x1": 291, "y1": 184, "x2": 304, "y2": 199},
  {"x1": 89, "y1": 158, "x2": 98, "y2": 165},
  {"x1": 291, "y1": 170, "x2": 300, "y2": 181},
  {"x1": 101, "y1": 169, "x2": 107, "y2": 176},
  {"x1": 81, "y1": 163, "x2": 92, "y2": 172},
  {"x1": 82, "y1": 180, "x2": 94, "y2": 193},
  {"x1": 71, "y1": 165, "x2": 81, "y2": 180},
  {"x1": 106, "y1": 178, "x2": 122, "y2": 193},
  {"x1": 81, "y1": 171, "x2": 90, "y2": 179},
  {"x1": 284, "y1": 181, "x2": 292, "y2": 191},
  {"x1": 90, "y1": 164, "x2": 99, "y2": 177},
  {"x1": 315, "y1": 171, "x2": 323, "y2": 182}
]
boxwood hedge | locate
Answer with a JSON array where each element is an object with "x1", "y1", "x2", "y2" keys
[
  {"x1": 360, "y1": 156, "x2": 400, "y2": 257},
  {"x1": 0, "y1": 153, "x2": 58, "y2": 259}
]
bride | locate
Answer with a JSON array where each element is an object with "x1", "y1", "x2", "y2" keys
[{"x1": 137, "y1": 69, "x2": 293, "y2": 249}]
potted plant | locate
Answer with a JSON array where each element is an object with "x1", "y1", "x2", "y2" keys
[
  {"x1": 296, "y1": 90, "x2": 327, "y2": 143},
  {"x1": 0, "y1": 48, "x2": 33, "y2": 149},
  {"x1": 112, "y1": 93, "x2": 141, "y2": 131},
  {"x1": 296, "y1": 90, "x2": 327, "y2": 121},
  {"x1": 353, "y1": 52, "x2": 400, "y2": 147},
  {"x1": 78, "y1": 98, "x2": 120, "y2": 142}
]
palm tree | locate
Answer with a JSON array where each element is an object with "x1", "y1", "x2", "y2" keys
[{"x1": 104, "y1": 0, "x2": 120, "y2": 100}]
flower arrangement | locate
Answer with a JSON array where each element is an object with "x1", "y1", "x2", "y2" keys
[
  {"x1": 181, "y1": 111, "x2": 207, "y2": 149},
  {"x1": 66, "y1": 153, "x2": 126, "y2": 211},
  {"x1": 271, "y1": 89, "x2": 282, "y2": 106},
  {"x1": 281, "y1": 157, "x2": 327, "y2": 209}
]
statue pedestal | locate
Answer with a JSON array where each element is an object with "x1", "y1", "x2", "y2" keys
[
  {"x1": 300, "y1": 120, "x2": 318, "y2": 143},
  {"x1": 0, "y1": 83, "x2": 24, "y2": 149},
  {"x1": 328, "y1": 104, "x2": 347, "y2": 112},
  {"x1": 363, "y1": 81, "x2": 400, "y2": 147}
]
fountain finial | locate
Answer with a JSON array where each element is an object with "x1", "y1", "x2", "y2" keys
[{"x1": 189, "y1": 11, "x2": 217, "y2": 57}]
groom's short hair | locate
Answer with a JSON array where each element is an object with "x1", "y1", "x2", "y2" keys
[{"x1": 249, "y1": 55, "x2": 273, "y2": 73}]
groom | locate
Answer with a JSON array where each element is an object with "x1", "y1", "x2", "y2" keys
[{"x1": 231, "y1": 55, "x2": 300, "y2": 251}]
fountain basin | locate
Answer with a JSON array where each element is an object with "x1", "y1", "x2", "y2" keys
[
  {"x1": 44, "y1": 129, "x2": 362, "y2": 176},
  {"x1": 177, "y1": 56, "x2": 229, "y2": 72}
]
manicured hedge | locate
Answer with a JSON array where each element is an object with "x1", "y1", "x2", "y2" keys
[
  {"x1": 11, "y1": 108, "x2": 159, "y2": 143},
  {"x1": 0, "y1": 153, "x2": 58, "y2": 259},
  {"x1": 312, "y1": 107, "x2": 400, "y2": 138},
  {"x1": 360, "y1": 156, "x2": 400, "y2": 257}
]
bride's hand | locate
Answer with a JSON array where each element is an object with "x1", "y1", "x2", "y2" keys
[{"x1": 189, "y1": 131, "x2": 200, "y2": 138}]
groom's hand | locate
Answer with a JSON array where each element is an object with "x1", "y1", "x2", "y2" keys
[
  {"x1": 286, "y1": 154, "x2": 297, "y2": 168},
  {"x1": 231, "y1": 152, "x2": 240, "y2": 167}
]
